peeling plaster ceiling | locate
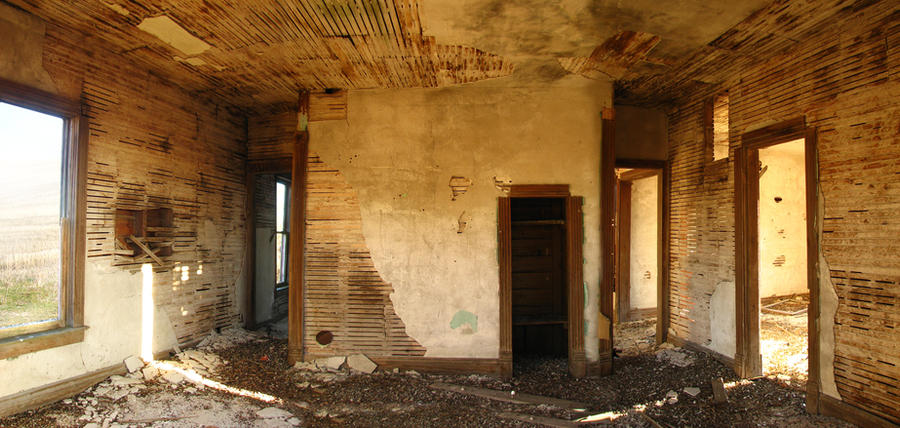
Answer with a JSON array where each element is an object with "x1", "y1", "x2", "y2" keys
[{"x1": 8, "y1": 0, "x2": 775, "y2": 111}]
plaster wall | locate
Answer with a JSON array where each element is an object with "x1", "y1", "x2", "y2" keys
[
  {"x1": 629, "y1": 174, "x2": 658, "y2": 310},
  {"x1": 615, "y1": 105, "x2": 667, "y2": 161},
  {"x1": 758, "y1": 139, "x2": 807, "y2": 298},
  {"x1": 0, "y1": 5, "x2": 245, "y2": 399},
  {"x1": 310, "y1": 76, "x2": 611, "y2": 360}
]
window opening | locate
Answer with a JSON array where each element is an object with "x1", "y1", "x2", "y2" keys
[
  {"x1": 275, "y1": 178, "x2": 290, "y2": 288},
  {"x1": 0, "y1": 101, "x2": 64, "y2": 336}
]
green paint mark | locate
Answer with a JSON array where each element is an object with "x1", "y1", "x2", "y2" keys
[{"x1": 450, "y1": 310, "x2": 478, "y2": 333}]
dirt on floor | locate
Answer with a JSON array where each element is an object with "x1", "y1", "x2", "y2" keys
[
  {"x1": 1, "y1": 327, "x2": 853, "y2": 428},
  {"x1": 761, "y1": 294, "x2": 809, "y2": 383}
]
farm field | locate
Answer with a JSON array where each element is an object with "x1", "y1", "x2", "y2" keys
[{"x1": 0, "y1": 101, "x2": 63, "y2": 331}]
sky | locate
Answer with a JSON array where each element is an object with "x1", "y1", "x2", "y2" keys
[{"x1": 0, "y1": 102, "x2": 63, "y2": 219}]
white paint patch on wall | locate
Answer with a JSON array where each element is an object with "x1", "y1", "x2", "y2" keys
[
  {"x1": 629, "y1": 174, "x2": 658, "y2": 310},
  {"x1": 310, "y1": 76, "x2": 611, "y2": 360},
  {"x1": 758, "y1": 139, "x2": 807, "y2": 298},
  {"x1": 709, "y1": 280, "x2": 736, "y2": 358},
  {"x1": 0, "y1": 262, "x2": 178, "y2": 397}
]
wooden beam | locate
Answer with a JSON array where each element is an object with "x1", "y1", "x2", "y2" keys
[
  {"x1": 430, "y1": 382, "x2": 589, "y2": 410},
  {"x1": 288, "y1": 90, "x2": 310, "y2": 365},
  {"x1": 0, "y1": 361, "x2": 124, "y2": 418}
]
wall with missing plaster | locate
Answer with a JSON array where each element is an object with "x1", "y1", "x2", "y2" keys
[
  {"x1": 310, "y1": 75, "x2": 611, "y2": 360},
  {"x1": 0, "y1": 6, "x2": 245, "y2": 400},
  {"x1": 666, "y1": 2, "x2": 899, "y2": 422}
]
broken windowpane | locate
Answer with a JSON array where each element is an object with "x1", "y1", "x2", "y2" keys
[{"x1": 0, "y1": 102, "x2": 64, "y2": 332}]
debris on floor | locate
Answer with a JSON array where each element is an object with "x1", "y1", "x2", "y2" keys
[
  {"x1": 614, "y1": 317, "x2": 657, "y2": 357},
  {"x1": 1, "y1": 327, "x2": 853, "y2": 428},
  {"x1": 761, "y1": 293, "x2": 809, "y2": 383}
]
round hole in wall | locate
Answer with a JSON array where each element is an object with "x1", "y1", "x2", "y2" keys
[
  {"x1": 774, "y1": 197, "x2": 783, "y2": 203},
  {"x1": 316, "y1": 330, "x2": 334, "y2": 346}
]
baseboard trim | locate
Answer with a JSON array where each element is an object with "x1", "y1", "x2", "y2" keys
[
  {"x1": 370, "y1": 357, "x2": 501, "y2": 376},
  {"x1": 667, "y1": 335, "x2": 737, "y2": 370},
  {"x1": 818, "y1": 393, "x2": 898, "y2": 428},
  {"x1": 0, "y1": 363, "x2": 126, "y2": 418}
]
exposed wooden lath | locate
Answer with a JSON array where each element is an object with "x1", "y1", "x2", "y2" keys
[
  {"x1": 617, "y1": 0, "x2": 895, "y2": 106},
  {"x1": 9, "y1": 0, "x2": 514, "y2": 113}
]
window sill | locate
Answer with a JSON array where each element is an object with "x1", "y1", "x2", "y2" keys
[{"x1": 0, "y1": 326, "x2": 86, "y2": 360}]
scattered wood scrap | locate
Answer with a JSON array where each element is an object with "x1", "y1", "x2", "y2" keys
[
  {"x1": 712, "y1": 377, "x2": 728, "y2": 404},
  {"x1": 429, "y1": 382, "x2": 589, "y2": 411}
]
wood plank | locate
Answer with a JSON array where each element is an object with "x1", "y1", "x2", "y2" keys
[{"x1": 430, "y1": 382, "x2": 589, "y2": 411}]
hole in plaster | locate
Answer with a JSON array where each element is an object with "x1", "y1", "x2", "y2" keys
[
  {"x1": 493, "y1": 176, "x2": 512, "y2": 193},
  {"x1": 316, "y1": 330, "x2": 334, "y2": 345},
  {"x1": 457, "y1": 211, "x2": 470, "y2": 234},
  {"x1": 138, "y1": 15, "x2": 211, "y2": 56},
  {"x1": 773, "y1": 255, "x2": 786, "y2": 267},
  {"x1": 774, "y1": 196, "x2": 783, "y2": 203},
  {"x1": 449, "y1": 176, "x2": 472, "y2": 201}
]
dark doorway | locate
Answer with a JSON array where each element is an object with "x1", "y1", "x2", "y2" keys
[{"x1": 511, "y1": 198, "x2": 568, "y2": 357}]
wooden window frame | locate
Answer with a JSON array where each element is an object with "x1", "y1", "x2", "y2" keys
[
  {"x1": 0, "y1": 78, "x2": 87, "y2": 359},
  {"x1": 274, "y1": 176, "x2": 291, "y2": 291}
]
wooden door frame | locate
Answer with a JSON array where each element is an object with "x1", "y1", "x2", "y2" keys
[
  {"x1": 614, "y1": 165, "x2": 667, "y2": 335},
  {"x1": 498, "y1": 184, "x2": 585, "y2": 378},
  {"x1": 734, "y1": 118, "x2": 819, "y2": 410}
]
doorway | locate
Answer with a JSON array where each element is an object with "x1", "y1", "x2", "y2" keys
[
  {"x1": 614, "y1": 167, "x2": 663, "y2": 356},
  {"x1": 735, "y1": 119, "x2": 818, "y2": 394},
  {"x1": 511, "y1": 198, "x2": 568, "y2": 358},
  {"x1": 247, "y1": 167, "x2": 292, "y2": 337},
  {"x1": 498, "y1": 185, "x2": 585, "y2": 378}
]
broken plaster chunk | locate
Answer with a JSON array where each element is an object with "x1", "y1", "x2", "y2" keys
[
  {"x1": 292, "y1": 361, "x2": 317, "y2": 371},
  {"x1": 314, "y1": 356, "x2": 346, "y2": 371},
  {"x1": 683, "y1": 387, "x2": 701, "y2": 397},
  {"x1": 347, "y1": 354, "x2": 377, "y2": 374},
  {"x1": 123, "y1": 356, "x2": 144, "y2": 373},
  {"x1": 449, "y1": 176, "x2": 472, "y2": 201},
  {"x1": 256, "y1": 407, "x2": 293, "y2": 419},
  {"x1": 108, "y1": 375, "x2": 143, "y2": 387},
  {"x1": 142, "y1": 366, "x2": 159, "y2": 381},
  {"x1": 655, "y1": 348, "x2": 695, "y2": 368},
  {"x1": 162, "y1": 370, "x2": 185, "y2": 384}
]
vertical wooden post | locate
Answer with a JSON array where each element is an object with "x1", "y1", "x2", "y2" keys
[
  {"x1": 288, "y1": 90, "x2": 310, "y2": 365},
  {"x1": 804, "y1": 127, "x2": 820, "y2": 413},
  {"x1": 598, "y1": 107, "x2": 616, "y2": 375},
  {"x1": 616, "y1": 181, "x2": 632, "y2": 322},
  {"x1": 497, "y1": 197, "x2": 512, "y2": 378},
  {"x1": 567, "y1": 196, "x2": 586, "y2": 377}
]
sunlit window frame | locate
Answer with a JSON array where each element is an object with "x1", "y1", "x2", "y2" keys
[
  {"x1": 0, "y1": 78, "x2": 87, "y2": 358},
  {"x1": 274, "y1": 176, "x2": 291, "y2": 291}
]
